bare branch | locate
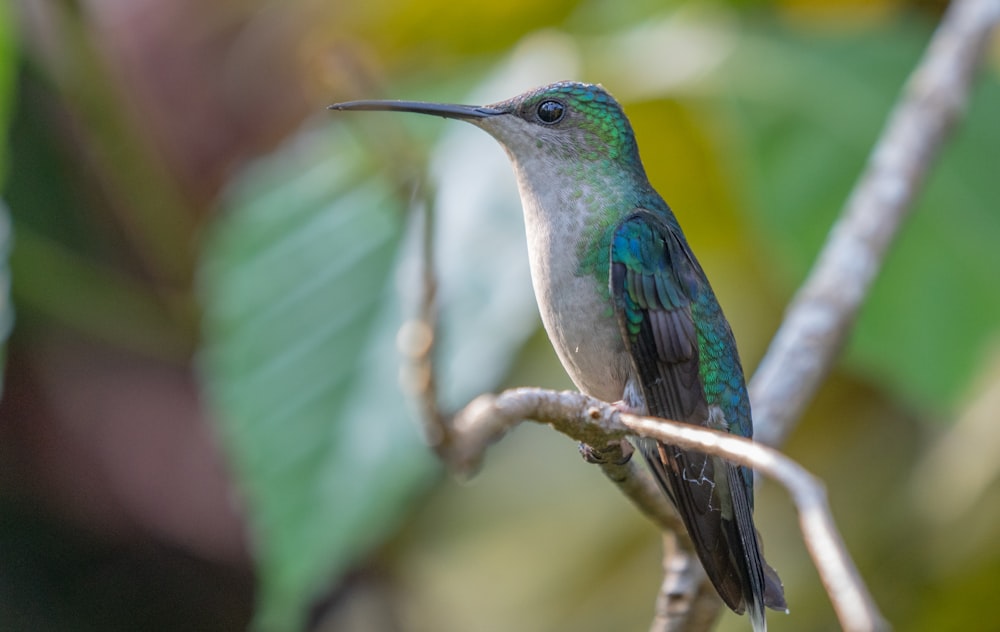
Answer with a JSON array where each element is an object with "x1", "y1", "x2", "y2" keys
[
  {"x1": 450, "y1": 387, "x2": 888, "y2": 631},
  {"x1": 398, "y1": 184, "x2": 453, "y2": 459},
  {"x1": 622, "y1": 414, "x2": 887, "y2": 632},
  {"x1": 649, "y1": 532, "x2": 721, "y2": 632},
  {"x1": 448, "y1": 390, "x2": 676, "y2": 533},
  {"x1": 450, "y1": 389, "x2": 620, "y2": 472},
  {"x1": 750, "y1": 0, "x2": 1000, "y2": 446}
]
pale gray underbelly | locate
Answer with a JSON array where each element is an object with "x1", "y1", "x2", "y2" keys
[{"x1": 534, "y1": 273, "x2": 633, "y2": 404}]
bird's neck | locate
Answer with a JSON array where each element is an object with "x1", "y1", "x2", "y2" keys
[{"x1": 508, "y1": 153, "x2": 653, "y2": 312}]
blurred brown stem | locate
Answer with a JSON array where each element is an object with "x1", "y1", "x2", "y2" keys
[
  {"x1": 408, "y1": 184, "x2": 451, "y2": 456},
  {"x1": 649, "y1": 532, "x2": 720, "y2": 632}
]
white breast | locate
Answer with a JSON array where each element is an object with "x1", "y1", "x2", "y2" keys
[{"x1": 512, "y1": 156, "x2": 632, "y2": 404}]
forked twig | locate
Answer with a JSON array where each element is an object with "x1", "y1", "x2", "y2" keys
[{"x1": 447, "y1": 388, "x2": 887, "y2": 631}]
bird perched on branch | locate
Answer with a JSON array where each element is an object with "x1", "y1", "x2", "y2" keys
[{"x1": 331, "y1": 80, "x2": 786, "y2": 631}]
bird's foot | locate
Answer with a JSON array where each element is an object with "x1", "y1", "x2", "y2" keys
[
  {"x1": 580, "y1": 400, "x2": 639, "y2": 464},
  {"x1": 579, "y1": 438, "x2": 634, "y2": 465},
  {"x1": 610, "y1": 398, "x2": 643, "y2": 415}
]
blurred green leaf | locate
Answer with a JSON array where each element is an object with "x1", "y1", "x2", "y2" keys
[
  {"x1": 4, "y1": 66, "x2": 197, "y2": 360},
  {"x1": 718, "y1": 21, "x2": 1000, "y2": 411},
  {"x1": 39, "y1": 3, "x2": 197, "y2": 284},
  {"x1": 9, "y1": 226, "x2": 192, "y2": 358},
  {"x1": 0, "y1": 0, "x2": 13, "y2": 171},
  {"x1": 200, "y1": 122, "x2": 436, "y2": 632},
  {"x1": 0, "y1": 0, "x2": 16, "y2": 394}
]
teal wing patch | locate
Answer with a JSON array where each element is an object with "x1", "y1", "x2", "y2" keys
[
  {"x1": 609, "y1": 209, "x2": 783, "y2": 615},
  {"x1": 610, "y1": 210, "x2": 703, "y2": 422}
]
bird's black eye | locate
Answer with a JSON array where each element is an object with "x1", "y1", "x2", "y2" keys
[{"x1": 536, "y1": 100, "x2": 565, "y2": 124}]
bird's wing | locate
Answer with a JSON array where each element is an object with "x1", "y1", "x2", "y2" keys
[
  {"x1": 609, "y1": 209, "x2": 783, "y2": 618},
  {"x1": 609, "y1": 209, "x2": 703, "y2": 421}
]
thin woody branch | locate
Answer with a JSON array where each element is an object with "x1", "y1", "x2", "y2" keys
[
  {"x1": 410, "y1": 184, "x2": 450, "y2": 455},
  {"x1": 750, "y1": 0, "x2": 1000, "y2": 446},
  {"x1": 450, "y1": 387, "x2": 888, "y2": 632},
  {"x1": 451, "y1": 389, "x2": 686, "y2": 534},
  {"x1": 621, "y1": 415, "x2": 886, "y2": 632},
  {"x1": 650, "y1": 533, "x2": 720, "y2": 632}
]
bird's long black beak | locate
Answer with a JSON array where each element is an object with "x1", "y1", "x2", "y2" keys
[{"x1": 328, "y1": 99, "x2": 502, "y2": 120}]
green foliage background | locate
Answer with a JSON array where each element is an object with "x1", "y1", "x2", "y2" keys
[{"x1": 2, "y1": 1, "x2": 999, "y2": 631}]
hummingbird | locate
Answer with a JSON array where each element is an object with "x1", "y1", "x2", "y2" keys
[{"x1": 330, "y1": 81, "x2": 786, "y2": 630}]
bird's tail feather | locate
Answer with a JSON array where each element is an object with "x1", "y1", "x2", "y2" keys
[{"x1": 747, "y1": 596, "x2": 767, "y2": 632}]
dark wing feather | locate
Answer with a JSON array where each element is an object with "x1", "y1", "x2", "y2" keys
[{"x1": 610, "y1": 209, "x2": 784, "y2": 618}]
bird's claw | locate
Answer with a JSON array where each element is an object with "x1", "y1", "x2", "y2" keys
[{"x1": 579, "y1": 438, "x2": 634, "y2": 465}]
